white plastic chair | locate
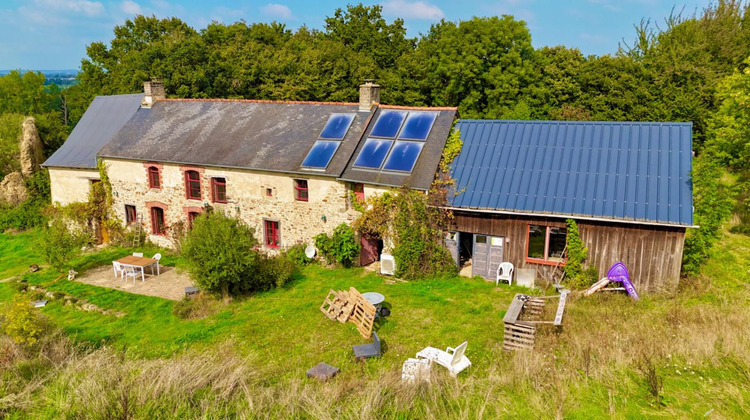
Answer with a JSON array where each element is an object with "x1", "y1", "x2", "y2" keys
[
  {"x1": 112, "y1": 261, "x2": 124, "y2": 278},
  {"x1": 152, "y1": 253, "x2": 162, "y2": 276},
  {"x1": 416, "y1": 341, "x2": 471, "y2": 377},
  {"x1": 496, "y1": 262, "x2": 514, "y2": 286},
  {"x1": 133, "y1": 252, "x2": 143, "y2": 257},
  {"x1": 123, "y1": 265, "x2": 138, "y2": 284}
]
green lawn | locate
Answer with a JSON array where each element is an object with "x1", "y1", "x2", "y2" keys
[{"x1": 1, "y1": 230, "x2": 750, "y2": 418}]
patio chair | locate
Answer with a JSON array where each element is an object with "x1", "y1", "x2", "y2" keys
[
  {"x1": 416, "y1": 341, "x2": 471, "y2": 377},
  {"x1": 152, "y1": 253, "x2": 162, "y2": 275},
  {"x1": 133, "y1": 252, "x2": 143, "y2": 257},
  {"x1": 123, "y1": 265, "x2": 138, "y2": 284},
  {"x1": 496, "y1": 262, "x2": 514, "y2": 286},
  {"x1": 402, "y1": 357, "x2": 431, "y2": 383},
  {"x1": 353, "y1": 331, "x2": 381, "y2": 360},
  {"x1": 113, "y1": 261, "x2": 124, "y2": 278}
]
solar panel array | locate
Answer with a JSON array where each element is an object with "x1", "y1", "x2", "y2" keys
[
  {"x1": 353, "y1": 110, "x2": 438, "y2": 173},
  {"x1": 301, "y1": 113, "x2": 355, "y2": 169}
]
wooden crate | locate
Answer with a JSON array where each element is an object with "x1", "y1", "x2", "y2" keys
[{"x1": 503, "y1": 322, "x2": 537, "y2": 351}]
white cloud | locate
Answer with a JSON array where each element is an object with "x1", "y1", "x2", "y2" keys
[
  {"x1": 260, "y1": 3, "x2": 293, "y2": 20},
  {"x1": 121, "y1": 0, "x2": 142, "y2": 15},
  {"x1": 40, "y1": 0, "x2": 105, "y2": 17},
  {"x1": 381, "y1": 0, "x2": 445, "y2": 20}
]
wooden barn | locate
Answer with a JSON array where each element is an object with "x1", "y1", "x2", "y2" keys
[{"x1": 445, "y1": 120, "x2": 694, "y2": 292}]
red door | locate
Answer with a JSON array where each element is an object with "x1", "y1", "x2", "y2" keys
[{"x1": 360, "y1": 235, "x2": 379, "y2": 266}]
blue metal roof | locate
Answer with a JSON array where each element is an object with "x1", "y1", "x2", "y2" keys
[
  {"x1": 43, "y1": 94, "x2": 143, "y2": 169},
  {"x1": 449, "y1": 120, "x2": 693, "y2": 226}
]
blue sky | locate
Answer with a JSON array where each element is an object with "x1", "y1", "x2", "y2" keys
[{"x1": 1, "y1": 0, "x2": 711, "y2": 70}]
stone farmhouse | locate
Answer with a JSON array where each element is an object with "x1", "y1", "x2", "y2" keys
[
  {"x1": 43, "y1": 81, "x2": 456, "y2": 249},
  {"x1": 43, "y1": 81, "x2": 694, "y2": 291}
]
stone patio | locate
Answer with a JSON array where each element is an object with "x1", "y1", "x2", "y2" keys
[{"x1": 75, "y1": 265, "x2": 194, "y2": 301}]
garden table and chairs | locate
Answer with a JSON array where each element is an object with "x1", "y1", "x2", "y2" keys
[{"x1": 113, "y1": 254, "x2": 161, "y2": 283}]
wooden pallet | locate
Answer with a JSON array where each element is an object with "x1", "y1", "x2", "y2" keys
[
  {"x1": 320, "y1": 289, "x2": 355, "y2": 323},
  {"x1": 503, "y1": 322, "x2": 537, "y2": 351},
  {"x1": 502, "y1": 292, "x2": 569, "y2": 351},
  {"x1": 347, "y1": 287, "x2": 377, "y2": 339}
]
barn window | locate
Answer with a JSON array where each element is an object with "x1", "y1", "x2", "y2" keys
[
  {"x1": 264, "y1": 220, "x2": 280, "y2": 248},
  {"x1": 526, "y1": 225, "x2": 567, "y2": 264},
  {"x1": 294, "y1": 179, "x2": 308, "y2": 202},
  {"x1": 185, "y1": 170, "x2": 201, "y2": 200},
  {"x1": 211, "y1": 177, "x2": 227, "y2": 203},
  {"x1": 125, "y1": 205, "x2": 136, "y2": 225},
  {"x1": 148, "y1": 166, "x2": 160, "y2": 188},
  {"x1": 151, "y1": 207, "x2": 166, "y2": 235}
]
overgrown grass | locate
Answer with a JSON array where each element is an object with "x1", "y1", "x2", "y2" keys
[{"x1": 1, "y1": 230, "x2": 750, "y2": 417}]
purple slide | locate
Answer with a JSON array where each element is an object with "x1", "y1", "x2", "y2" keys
[{"x1": 607, "y1": 262, "x2": 639, "y2": 300}]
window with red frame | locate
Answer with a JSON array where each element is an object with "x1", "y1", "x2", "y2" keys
[
  {"x1": 211, "y1": 177, "x2": 227, "y2": 203},
  {"x1": 125, "y1": 205, "x2": 136, "y2": 225},
  {"x1": 294, "y1": 179, "x2": 308, "y2": 201},
  {"x1": 526, "y1": 225, "x2": 567, "y2": 264},
  {"x1": 151, "y1": 207, "x2": 166, "y2": 235},
  {"x1": 185, "y1": 170, "x2": 201, "y2": 200},
  {"x1": 187, "y1": 211, "x2": 200, "y2": 229},
  {"x1": 264, "y1": 220, "x2": 280, "y2": 248},
  {"x1": 353, "y1": 183, "x2": 364, "y2": 203},
  {"x1": 148, "y1": 166, "x2": 160, "y2": 188}
]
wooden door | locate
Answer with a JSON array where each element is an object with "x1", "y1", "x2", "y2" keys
[
  {"x1": 360, "y1": 235, "x2": 379, "y2": 266},
  {"x1": 472, "y1": 234, "x2": 504, "y2": 280},
  {"x1": 445, "y1": 231, "x2": 459, "y2": 266}
]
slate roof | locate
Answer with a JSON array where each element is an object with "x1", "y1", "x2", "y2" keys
[
  {"x1": 42, "y1": 94, "x2": 143, "y2": 169},
  {"x1": 449, "y1": 120, "x2": 694, "y2": 227},
  {"x1": 98, "y1": 99, "x2": 367, "y2": 177},
  {"x1": 339, "y1": 106, "x2": 457, "y2": 190}
]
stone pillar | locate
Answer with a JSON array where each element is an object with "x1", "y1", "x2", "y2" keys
[
  {"x1": 19, "y1": 117, "x2": 44, "y2": 177},
  {"x1": 359, "y1": 79, "x2": 380, "y2": 112}
]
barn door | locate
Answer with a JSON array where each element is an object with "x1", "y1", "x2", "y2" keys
[
  {"x1": 360, "y1": 235, "x2": 379, "y2": 266},
  {"x1": 472, "y1": 235, "x2": 489, "y2": 278},
  {"x1": 472, "y1": 235, "x2": 504, "y2": 280},
  {"x1": 445, "y1": 231, "x2": 459, "y2": 266},
  {"x1": 487, "y1": 237, "x2": 505, "y2": 280}
]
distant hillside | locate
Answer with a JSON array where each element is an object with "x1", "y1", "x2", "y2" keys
[{"x1": 0, "y1": 69, "x2": 78, "y2": 88}]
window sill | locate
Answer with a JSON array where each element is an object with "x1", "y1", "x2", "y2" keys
[{"x1": 525, "y1": 258, "x2": 566, "y2": 266}]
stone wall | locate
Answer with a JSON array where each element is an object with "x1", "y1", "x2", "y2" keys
[
  {"x1": 48, "y1": 168, "x2": 100, "y2": 206},
  {"x1": 103, "y1": 158, "x2": 361, "y2": 249}
]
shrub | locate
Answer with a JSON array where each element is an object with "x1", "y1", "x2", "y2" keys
[
  {"x1": 0, "y1": 169, "x2": 50, "y2": 231},
  {"x1": 36, "y1": 218, "x2": 87, "y2": 272},
  {"x1": 315, "y1": 223, "x2": 360, "y2": 267},
  {"x1": 1, "y1": 295, "x2": 47, "y2": 346},
  {"x1": 564, "y1": 219, "x2": 594, "y2": 289},
  {"x1": 285, "y1": 243, "x2": 313, "y2": 266},
  {"x1": 256, "y1": 254, "x2": 297, "y2": 289},
  {"x1": 181, "y1": 211, "x2": 260, "y2": 298}
]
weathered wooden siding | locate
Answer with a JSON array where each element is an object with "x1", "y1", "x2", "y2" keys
[{"x1": 452, "y1": 211, "x2": 686, "y2": 292}]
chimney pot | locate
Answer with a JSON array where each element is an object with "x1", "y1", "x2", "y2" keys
[
  {"x1": 359, "y1": 80, "x2": 380, "y2": 112},
  {"x1": 142, "y1": 80, "x2": 166, "y2": 107}
]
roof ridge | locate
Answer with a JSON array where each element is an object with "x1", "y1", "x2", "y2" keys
[
  {"x1": 160, "y1": 98, "x2": 359, "y2": 106},
  {"x1": 379, "y1": 104, "x2": 458, "y2": 111},
  {"x1": 457, "y1": 119, "x2": 692, "y2": 126}
]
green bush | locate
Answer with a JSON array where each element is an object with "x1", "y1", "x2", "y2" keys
[
  {"x1": 181, "y1": 211, "x2": 260, "y2": 298},
  {"x1": 36, "y1": 218, "x2": 87, "y2": 272},
  {"x1": 1, "y1": 295, "x2": 47, "y2": 346},
  {"x1": 0, "y1": 169, "x2": 50, "y2": 231},
  {"x1": 257, "y1": 254, "x2": 297, "y2": 289},
  {"x1": 315, "y1": 223, "x2": 360, "y2": 267},
  {"x1": 285, "y1": 243, "x2": 313, "y2": 266}
]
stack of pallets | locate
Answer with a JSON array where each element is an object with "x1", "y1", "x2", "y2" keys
[{"x1": 320, "y1": 287, "x2": 377, "y2": 339}]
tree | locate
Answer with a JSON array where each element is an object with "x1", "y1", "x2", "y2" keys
[
  {"x1": 181, "y1": 211, "x2": 260, "y2": 298},
  {"x1": 36, "y1": 218, "x2": 86, "y2": 272}
]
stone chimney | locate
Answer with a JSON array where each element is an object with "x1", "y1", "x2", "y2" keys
[
  {"x1": 142, "y1": 80, "x2": 166, "y2": 107},
  {"x1": 359, "y1": 79, "x2": 380, "y2": 112}
]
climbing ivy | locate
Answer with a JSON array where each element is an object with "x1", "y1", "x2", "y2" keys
[{"x1": 564, "y1": 219, "x2": 589, "y2": 289}]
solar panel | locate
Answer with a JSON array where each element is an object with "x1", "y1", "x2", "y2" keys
[
  {"x1": 320, "y1": 113, "x2": 355, "y2": 139},
  {"x1": 383, "y1": 141, "x2": 424, "y2": 172},
  {"x1": 353, "y1": 138, "x2": 394, "y2": 169},
  {"x1": 301, "y1": 141, "x2": 340, "y2": 168},
  {"x1": 370, "y1": 110, "x2": 407, "y2": 138},
  {"x1": 398, "y1": 111, "x2": 438, "y2": 140}
]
